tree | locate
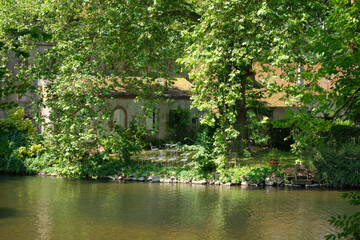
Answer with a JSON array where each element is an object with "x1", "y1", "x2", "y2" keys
[
  {"x1": 0, "y1": 0, "x2": 198, "y2": 165},
  {"x1": 1, "y1": 0, "x2": 329, "y2": 167},
  {"x1": 179, "y1": 0, "x2": 326, "y2": 162},
  {"x1": 271, "y1": 0, "x2": 360, "y2": 151},
  {"x1": 0, "y1": 27, "x2": 50, "y2": 110}
]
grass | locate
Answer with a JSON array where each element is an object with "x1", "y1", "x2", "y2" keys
[
  {"x1": 93, "y1": 147, "x2": 303, "y2": 183},
  {"x1": 237, "y1": 147, "x2": 298, "y2": 168},
  {"x1": 127, "y1": 147, "x2": 300, "y2": 171}
]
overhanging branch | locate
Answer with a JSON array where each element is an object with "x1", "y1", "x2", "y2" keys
[
  {"x1": 158, "y1": 9, "x2": 201, "y2": 22},
  {"x1": 325, "y1": 85, "x2": 360, "y2": 120}
]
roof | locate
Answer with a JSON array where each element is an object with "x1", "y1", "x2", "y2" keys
[
  {"x1": 108, "y1": 77, "x2": 192, "y2": 99},
  {"x1": 254, "y1": 64, "x2": 331, "y2": 107}
]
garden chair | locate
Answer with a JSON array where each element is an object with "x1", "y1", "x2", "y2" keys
[
  {"x1": 228, "y1": 152, "x2": 238, "y2": 167},
  {"x1": 157, "y1": 150, "x2": 165, "y2": 164},
  {"x1": 147, "y1": 151, "x2": 156, "y2": 163},
  {"x1": 150, "y1": 143, "x2": 159, "y2": 151},
  {"x1": 179, "y1": 152, "x2": 190, "y2": 166},
  {"x1": 167, "y1": 150, "x2": 177, "y2": 164}
]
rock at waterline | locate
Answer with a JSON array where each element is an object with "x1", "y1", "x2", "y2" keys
[
  {"x1": 192, "y1": 180, "x2": 208, "y2": 185},
  {"x1": 222, "y1": 182, "x2": 231, "y2": 186},
  {"x1": 305, "y1": 184, "x2": 320, "y2": 188},
  {"x1": 137, "y1": 177, "x2": 145, "y2": 182},
  {"x1": 265, "y1": 180, "x2": 275, "y2": 186},
  {"x1": 149, "y1": 175, "x2": 161, "y2": 182}
]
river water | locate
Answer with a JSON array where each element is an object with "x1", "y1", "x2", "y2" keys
[{"x1": 0, "y1": 175, "x2": 357, "y2": 240}]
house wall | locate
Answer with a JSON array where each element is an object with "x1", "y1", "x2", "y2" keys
[
  {"x1": 272, "y1": 107, "x2": 298, "y2": 121},
  {"x1": 106, "y1": 97, "x2": 194, "y2": 140},
  {"x1": 272, "y1": 107, "x2": 287, "y2": 121},
  {"x1": 1, "y1": 43, "x2": 52, "y2": 131}
]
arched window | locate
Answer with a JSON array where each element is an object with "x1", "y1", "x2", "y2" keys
[{"x1": 111, "y1": 106, "x2": 128, "y2": 129}]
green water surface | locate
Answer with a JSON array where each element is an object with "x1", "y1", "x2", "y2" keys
[{"x1": 0, "y1": 175, "x2": 357, "y2": 240}]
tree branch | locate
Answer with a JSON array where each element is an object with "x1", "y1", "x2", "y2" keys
[
  {"x1": 158, "y1": 9, "x2": 201, "y2": 22},
  {"x1": 325, "y1": 85, "x2": 360, "y2": 120}
]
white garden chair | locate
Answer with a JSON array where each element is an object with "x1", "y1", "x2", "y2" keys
[{"x1": 167, "y1": 150, "x2": 177, "y2": 164}]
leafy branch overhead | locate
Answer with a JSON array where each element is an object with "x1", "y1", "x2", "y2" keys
[{"x1": 326, "y1": 192, "x2": 360, "y2": 240}]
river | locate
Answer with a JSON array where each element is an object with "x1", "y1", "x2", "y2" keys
[{"x1": 0, "y1": 175, "x2": 357, "y2": 240}]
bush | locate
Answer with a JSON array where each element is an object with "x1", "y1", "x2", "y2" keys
[
  {"x1": 309, "y1": 143, "x2": 360, "y2": 186},
  {"x1": 101, "y1": 124, "x2": 143, "y2": 161},
  {"x1": 0, "y1": 107, "x2": 38, "y2": 174},
  {"x1": 267, "y1": 120, "x2": 294, "y2": 151},
  {"x1": 0, "y1": 152, "x2": 27, "y2": 174},
  {"x1": 326, "y1": 124, "x2": 360, "y2": 148},
  {"x1": 181, "y1": 144, "x2": 217, "y2": 175},
  {"x1": 168, "y1": 107, "x2": 194, "y2": 142},
  {"x1": 245, "y1": 166, "x2": 273, "y2": 183},
  {"x1": 24, "y1": 151, "x2": 56, "y2": 174},
  {"x1": 0, "y1": 128, "x2": 29, "y2": 158}
]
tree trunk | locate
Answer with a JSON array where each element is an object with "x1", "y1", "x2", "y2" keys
[{"x1": 232, "y1": 64, "x2": 252, "y2": 156}]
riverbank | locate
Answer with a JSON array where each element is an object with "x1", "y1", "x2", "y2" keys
[
  {"x1": 35, "y1": 160, "x2": 360, "y2": 189},
  {"x1": 2, "y1": 144, "x2": 360, "y2": 188},
  {"x1": 35, "y1": 171, "x2": 360, "y2": 190}
]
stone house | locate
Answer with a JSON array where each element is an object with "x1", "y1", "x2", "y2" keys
[
  {"x1": 1, "y1": 47, "x2": 331, "y2": 140},
  {"x1": 38, "y1": 77, "x2": 198, "y2": 141}
]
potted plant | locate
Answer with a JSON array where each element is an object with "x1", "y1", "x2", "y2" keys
[
  {"x1": 266, "y1": 149, "x2": 280, "y2": 167},
  {"x1": 269, "y1": 159, "x2": 280, "y2": 167}
]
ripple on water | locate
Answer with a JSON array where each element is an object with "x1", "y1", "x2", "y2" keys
[{"x1": 0, "y1": 176, "x2": 357, "y2": 240}]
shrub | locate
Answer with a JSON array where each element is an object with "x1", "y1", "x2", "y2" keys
[
  {"x1": 230, "y1": 167, "x2": 249, "y2": 182},
  {"x1": 309, "y1": 143, "x2": 360, "y2": 186},
  {"x1": 101, "y1": 125, "x2": 143, "y2": 161},
  {"x1": 326, "y1": 124, "x2": 360, "y2": 148},
  {"x1": 0, "y1": 107, "x2": 38, "y2": 173},
  {"x1": 24, "y1": 151, "x2": 57, "y2": 174},
  {"x1": 245, "y1": 166, "x2": 273, "y2": 183},
  {"x1": 0, "y1": 152, "x2": 27, "y2": 174},
  {"x1": 267, "y1": 120, "x2": 294, "y2": 151},
  {"x1": 181, "y1": 144, "x2": 216, "y2": 175},
  {"x1": 127, "y1": 122, "x2": 148, "y2": 148},
  {"x1": 0, "y1": 128, "x2": 29, "y2": 158},
  {"x1": 177, "y1": 169, "x2": 198, "y2": 180},
  {"x1": 168, "y1": 107, "x2": 194, "y2": 142}
]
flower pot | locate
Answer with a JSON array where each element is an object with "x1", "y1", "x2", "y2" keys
[{"x1": 269, "y1": 159, "x2": 279, "y2": 167}]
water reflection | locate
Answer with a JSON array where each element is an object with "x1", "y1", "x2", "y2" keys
[
  {"x1": 0, "y1": 175, "x2": 357, "y2": 240},
  {"x1": 0, "y1": 208, "x2": 19, "y2": 219}
]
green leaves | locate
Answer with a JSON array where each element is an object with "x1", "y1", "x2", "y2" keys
[
  {"x1": 179, "y1": 0, "x2": 325, "y2": 156},
  {"x1": 326, "y1": 192, "x2": 360, "y2": 240}
]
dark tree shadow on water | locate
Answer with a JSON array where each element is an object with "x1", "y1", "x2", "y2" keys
[{"x1": 0, "y1": 208, "x2": 19, "y2": 219}]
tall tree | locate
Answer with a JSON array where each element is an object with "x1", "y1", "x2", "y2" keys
[
  {"x1": 274, "y1": 0, "x2": 360, "y2": 151},
  {"x1": 0, "y1": 0, "x2": 197, "y2": 164},
  {"x1": 1, "y1": 0, "x2": 336, "y2": 165},
  {"x1": 180, "y1": 0, "x2": 325, "y2": 161}
]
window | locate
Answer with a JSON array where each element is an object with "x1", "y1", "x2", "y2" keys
[
  {"x1": 18, "y1": 94, "x2": 25, "y2": 101},
  {"x1": 113, "y1": 108, "x2": 126, "y2": 128},
  {"x1": 146, "y1": 111, "x2": 157, "y2": 130},
  {"x1": 192, "y1": 117, "x2": 199, "y2": 127}
]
